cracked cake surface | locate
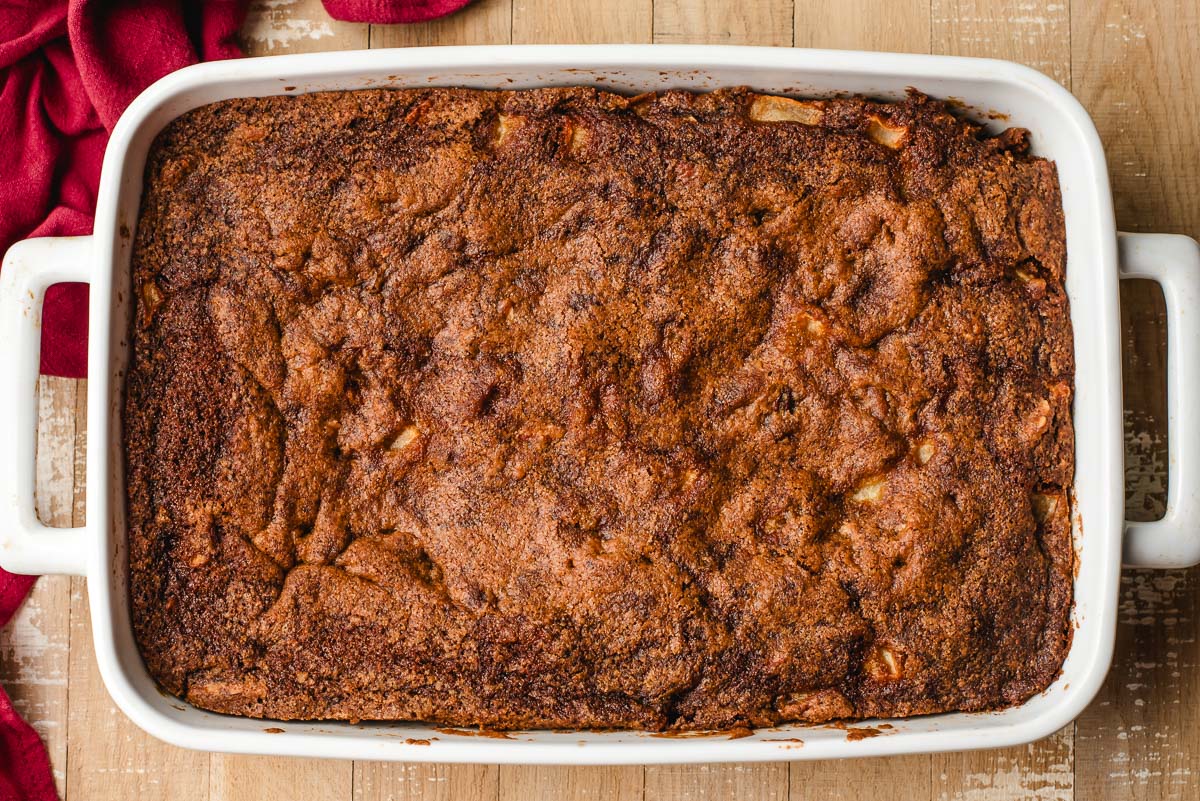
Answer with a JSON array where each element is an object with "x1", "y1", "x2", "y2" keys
[{"x1": 125, "y1": 87, "x2": 1074, "y2": 729}]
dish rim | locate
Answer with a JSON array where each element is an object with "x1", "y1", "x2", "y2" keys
[{"x1": 72, "y1": 44, "x2": 1129, "y2": 763}]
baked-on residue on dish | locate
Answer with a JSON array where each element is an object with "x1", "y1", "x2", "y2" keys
[{"x1": 125, "y1": 87, "x2": 1074, "y2": 730}]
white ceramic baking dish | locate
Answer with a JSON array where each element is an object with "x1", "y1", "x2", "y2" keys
[{"x1": 2, "y1": 44, "x2": 1199, "y2": 765}]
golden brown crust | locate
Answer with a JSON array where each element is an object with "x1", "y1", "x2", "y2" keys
[{"x1": 125, "y1": 87, "x2": 1073, "y2": 729}]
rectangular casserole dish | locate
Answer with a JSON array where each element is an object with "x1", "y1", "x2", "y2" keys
[{"x1": 3, "y1": 44, "x2": 1200, "y2": 765}]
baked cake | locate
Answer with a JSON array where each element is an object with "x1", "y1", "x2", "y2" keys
[{"x1": 125, "y1": 87, "x2": 1074, "y2": 730}]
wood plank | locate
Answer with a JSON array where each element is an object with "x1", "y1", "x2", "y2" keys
[
  {"x1": 59, "y1": 380, "x2": 205, "y2": 801},
  {"x1": 240, "y1": 0, "x2": 370, "y2": 54},
  {"x1": 642, "y1": 2, "x2": 794, "y2": 794},
  {"x1": 354, "y1": 2, "x2": 513, "y2": 796},
  {"x1": 35, "y1": 377, "x2": 77, "y2": 532},
  {"x1": 935, "y1": 0, "x2": 1073, "y2": 77},
  {"x1": 72, "y1": 379, "x2": 86, "y2": 530},
  {"x1": 511, "y1": 0, "x2": 652, "y2": 44},
  {"x1": 654, "y1": 0, "x2": 793, "y2": 46},
  {"x1": 1071, "y1": 0, "x2": 1200, "y2": 235},
  {"x1": 932, "y1": 0, "x2": 1070, "y2": 85},
  {"x1": 64, "y1": 379, "x2": 209, "y2": 801},
  {"x1": 1072, "y1": 0, "x2": 1200, "y2": 799},
  {"x1": 645, "y1": 763, "x2": 787, "y2": 801},
  {"x1": 66, "y1": 381, "x2": 86, "y2": 801},
  {"x1": 792, "y1": 755, "x2": 931, "y2": 800},
  {"x1": 641, "y1": 0, "x2": 793, "y2": 791},
  {"x1": 370, "y1": 0, "x2": 513, "y2": 47},
  {"x1": 790, "y1": 0, "x2": 933, "y2": 795},
  {"x1": 793, "y1": 0, "x2": 931, "y2": 53},
  {"x1": 934, "y1": 727, "x2": 1074, "y2": 801},
  {"x1": 1075, "y1": 565, "x2": 1199, "y2": 801},
  {"x1": 1074, "y1": 283, "x2": 1188, "y2": 801},
  {"x1": 928, "y1": 3, "x2": 1075, "y2": 798},
  {"x1": 70, "y1": 378, "x2": 87, "y2": 527},
  {"x1": 498, "y1": 766, "x2": 644, "y2": 801},
  {"x1": 182, "y1": 12, "x2": 370, "y2": 801},
  {"x1": 65, "y1": 597, "x2": 209, "y2": 801},
  {"x1": 355, "y1": 762, "x2": 499, "y2": 801},
  {"x1": 2, "y1": 584, "x2": 70, "y2": 794},
  {"x1": 500, "y1": 0, "x2": 653, "y2": 793},
  {"x1": 0, "y1": 378, "x2": 77, "y2": 796},
  {"x1": 211, "y1": 755, "x2": 353, "y2": 801}
]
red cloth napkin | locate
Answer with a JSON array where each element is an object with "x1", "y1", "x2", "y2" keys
[
  {"x1": 1, "y1": 1, "x2": 246, "y2": 379},
  {"x1": 0, "y1": 575, "x2": 52, "y2": 801},
  {"x1": 322, "y1": 0, "x2": 474, "y2": 24}
]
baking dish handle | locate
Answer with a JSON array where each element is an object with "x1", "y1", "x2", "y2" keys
[
  {"x1": 1119, "y1": 232, "x2": 1200, "y2": 568},
  {"x1": 0, "y1": 236, "x2": 91, "y2": 576}
]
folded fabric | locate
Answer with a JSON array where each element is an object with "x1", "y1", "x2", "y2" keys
[
  {"x1": 0, "y1": 0, "x2": 245, "y2": 379},
  {"x1": 0, "y1": 573, "x2": 49, "y2": 801},
  {"x1": 0, "y1": 3, "x2": 247, "y2": 798},
  {"x1": 321, "y1": 0, "x2": 474, "y2": 24}
]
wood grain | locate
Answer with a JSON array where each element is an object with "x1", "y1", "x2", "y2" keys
[
  {"x1": 932, "y1": 0, "x2": 1070, "y2": 84},
  {"x1": 1071, "y1": 1, "x2": 1200, "y2": 800},
  {"x1": 797, "y1": 1, "x2": 937, "y2": 795},
  {"x1": 1072, "y1": 0, "x2": 1200, "y2": 235},
  {"x1": 211, "y1": 756, "x2": 352, "y2": 801},
  {"x1": 500, "y1": 766, "x2": 645, "y2": 801},
  {"x1": 934, "y1": 727, "x2": 1074, "y2": 801},
  {"x1": 355, "y1": 762, "x2": 500, "y2": 801},
  {"x1": 792, "y1": 755, "x2": 931, "y2": 800},
  {"x1": 1, "y1": 2, "x2": 1196, "y2": 799},
  {"x1": 926, "y1": 4, "x2": 1077, "y2": 798},
  {"x1": 646, "y1": 763, "x2": 788, "y2": 801},
  {"x1": 654, "y1": 0, "x2": 793, "y2": 46},
  {"x1": 61, "y1": 376, "x2": 210, "y2": 801},
  {"x1": 794, "y1": 0, "x2": 930, "y2": 52},
  {"x1": 370, "y1": 0, "x2": 513, "y2": 47},
  {"x1": 240, "y1": 0, "x2": 369, "y2": 53},
  {"x1": 511, "y1": 0, "x2": 652, "y2": 44}
]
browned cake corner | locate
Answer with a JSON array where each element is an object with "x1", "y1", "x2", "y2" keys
[{"x1": 124, "y1": 87, "x2": 1074, "y2": 730}]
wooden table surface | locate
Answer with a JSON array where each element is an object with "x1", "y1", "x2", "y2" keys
[{"x1": 3, "y1": 0, "x2": 1198, "y2": 798}]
